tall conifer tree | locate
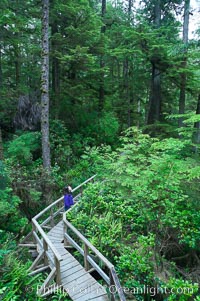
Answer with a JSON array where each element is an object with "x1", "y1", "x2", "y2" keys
[
  {"x1": 41, "y1": 0, "x2": 51, "y2": 172},
  {"x1": 147, "y1": 0, "x2": 162, "y2": 125},
  {"x1": 179, "y1": 0, "x2": 190, "y2": 127}
]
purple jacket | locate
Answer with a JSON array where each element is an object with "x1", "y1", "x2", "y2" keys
[{"x1": 64, "y1": 194, "x2": 74, "y2": 207}]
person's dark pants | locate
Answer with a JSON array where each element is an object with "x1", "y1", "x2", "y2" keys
[{"x1": 65, "y1": 205, "x2": 71, "y2": 211}]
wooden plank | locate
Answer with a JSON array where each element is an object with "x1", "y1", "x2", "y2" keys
[
  {"x1": 62, "y1": 269, "x2": 86, "y2": 285},
  {"x1": 42, "y1": 225, "x2": 52, "y2": 230},
  {"x1": 73, "y1": 289, "x2": 109, "y2": 301},
  {"x1": 50, "y1": 241, "x2": 63, "y2": 245},
  {"x1": 61, "y1": 260, "x2": 80, "y2": 273},
  {"x1": 51, "y1": 225, "x2": 63, "y2": 231},
  {"x1": 54, "y1": 249, "x2": 67, "y2": 256},
  {"x1": 52, "y1": 242, "x2": 65, "y2": 247},
  {"x1": 61, "y1": 253, "x2": 73, "y2": 260},
  {"x1": 29, "y1": 265, "x2": 49, "y2": 276},
  {"x1": 48, "y1": 233, "x2": 63, "y2": 239},
  {"x1": 48, "y1": 228, "x2": 63, "y2": 234},
  {"x1": 48, "y1": 230, "x2": 63, "y2": 236},
  {"x1": 60, "y1": 251, "x2": 74, "y2": 259},
  {"x1": 18, "y1": 243, "x2": 36, "y2": 248},
  {"x1": 48, "y1": 236, "x2": 63, "y2": 241},
  {"x1": 49, "y1": 232, "x2": 63, "y2": 238},
  {"x1": 74, "y1": 283, "x2": 107, "y2": 301},
  {"x1": 89, "y1": 295, "x2": 109, "y2": 301},
  {"x1": 47, "y1": 236, "x2": 62, "y2": 242},
  {"x1": 61, "y1": 258, "x2": 77, "y2": 268},
  {"x1": 64, "y1": 274, "x2": 89, "y2": 291},
  {"x1": 62, "y1": 265, "x2": 84, "y2": 280},
  {"x1": 69, "y1": 279, "x2": 97, "y2": 298}
]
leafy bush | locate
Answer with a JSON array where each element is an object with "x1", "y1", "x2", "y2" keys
[
  {"x1": 67, "y1": 127, "x2": 200, "y2": 300},
  {"x1": 7, "y1": 131, "x2": 41, "y2": 165}
]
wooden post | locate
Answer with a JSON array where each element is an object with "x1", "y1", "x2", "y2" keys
[
  {"x1": 50, "y1": 207, "x2": 54, "y2": 227},
  {"x1": 43, "y1": 239, "x2": 48, "y2": 266},
  {"x1": 80, "y1": 186, "x2": 83, "y2": 196},
  {"x1": 55, "y1": 256, "x2": 61, "y2": 285},
  {"x1": 32, "y1": 222, "x2": 37, "y2": 245},
  {"x1": 109, "y1": 270, "x2": 115, "y2": 301},
  {"x1": 84, "y1": 244, "x2": 89, "y2": 271},
  {"x1": 63, "y1": 222, "x2": 70, "y2": 247}
]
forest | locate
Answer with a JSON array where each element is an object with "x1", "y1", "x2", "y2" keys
[{"x1": 0, "y1": 0, "x2": 200, "y2": 300}]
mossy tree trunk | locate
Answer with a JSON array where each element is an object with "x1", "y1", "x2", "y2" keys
[
  {"x1": 193, "y1": 94, "x2": 200, "y2": 146},
  {"x1": 99, "y1": 0, "x2": 106, "y2": 113},
  {"x1": 178, "y1": 0, "x2": 190, "y2": 128},
  {"x1": 0, "y1": 126, "x2": 3, "y2": 160},
  {"x1": 147, "y1": 0, "x2": 162, "y2": 125},
  {"x1": 41, "y1": 0, "x2": 51, "y2": 173}
]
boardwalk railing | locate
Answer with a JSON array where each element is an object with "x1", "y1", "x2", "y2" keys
[
  {"x1": 21, "y1": 174, "x2": 125, "y2": 300},
  {"x1": 63, "y1": 211, "x2": 126, "y2": 300},
  {"x1": 29, "y1": 175, "x2": 96, "y2": 295}
]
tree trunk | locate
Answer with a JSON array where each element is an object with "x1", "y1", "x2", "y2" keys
[
  {"x1": 128, "y1": 0, "x2": 133, "y2": 14},
  {"x1": 0, "y1": 127, "x2": 4, "y2": 160},
  {"x1": 0, "y1": 46, "x2": 3, "y2": 88},
  {"x1": 51, "y1": 21, "x2": 60, "y2": 118},
  {"x1": 125, "y1": 0, "x2": 133, "y2": 128},
  {"x1": 99, "y1": 0, "x2": 106, "y2": 113},
  {"x1": 147, "y1": 0, "x2": 161, "y2": 125},
  {"x1": 193, "y1": 94, "x2": 200, "y2": 145},
  {"x1": 41, "y1": 0, "x2": 51, "y2": 172},
  {"x1": 178, "y1": 0, "x2": 190, "y2": 127},
  {"x1": 147, "y1": 64, "x2": 161, "y2": 124},
  {"x1": 14, "y1": 43, "x2": 20, "y2": 90}
]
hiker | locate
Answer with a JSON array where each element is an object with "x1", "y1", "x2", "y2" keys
[{"x1": 63, "y1": 185, "x2": 74, "y2": 211}]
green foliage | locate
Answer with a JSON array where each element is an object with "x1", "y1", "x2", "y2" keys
[
  {"x1": 0, "y1": 188, "x2": 27, "y2": 232},
  {"x1": 0, "y1": 253, "x2": 42, "y2": 301},
  {"x1": 116, "y1": 235, "x2": 155, "y2": 287},
  {"x1": 0, "y1": 162, "x2": 27, "y2": 233},
  {"x1": 165, "y1": 278, "x2": 198, "y2": 301},
  {"x1": 1, "y1": 0, "x2": 200, "y2": 299},
  {"x1": 68, "y1": 128, "x2": 200, "y2": 300},
  {"x1": 50, "y1": 120, "x2": 72, "y2": 169},
  {"x1": 7, "y1": 132, "x2": 41, "y2": 165}
]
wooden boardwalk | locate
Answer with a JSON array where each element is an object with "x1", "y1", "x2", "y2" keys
[
  {"x1": 46, "y1": 221, "x2": 109, "y2": 300},
  {"x1": 20, "y1": 176, "x2": 126, "y2": 301}
]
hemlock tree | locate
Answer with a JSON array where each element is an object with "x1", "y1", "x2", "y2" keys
[
  {"x1": 41, "y1": 0, "x2": 51, "y2": 172},
  {"x1": 99, "y1": 0, "x2": 107, "y2": 113},
  {"x1": 0, "y1": 126, "x2": 3, "y2": 160},
  {"x1": 178, "y1": 0, "x2": 190, "y2": 127},
  {"x1": 147, "y1": 0, "x2": 162, "y2": 125}
]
